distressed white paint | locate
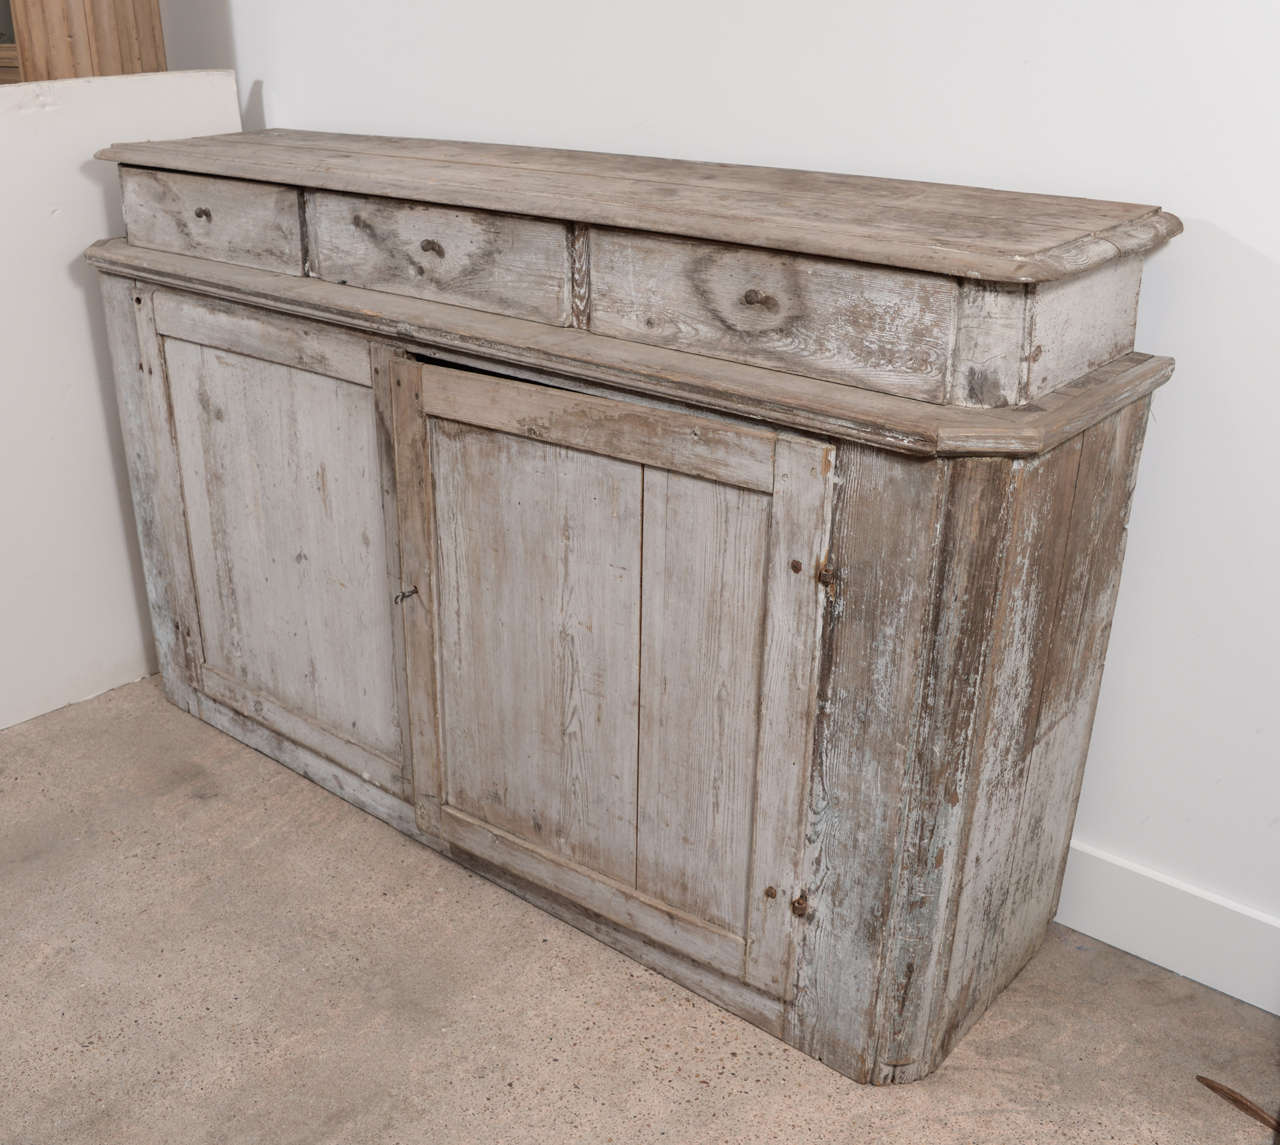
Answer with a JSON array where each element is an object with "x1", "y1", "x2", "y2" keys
[{"x1": 0, "y1": 70, "x2": 241, "y2": 731}]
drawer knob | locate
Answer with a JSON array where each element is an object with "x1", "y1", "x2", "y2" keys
[
  {"x1": 193, "y1": 206, "x2": 212, "y2": 222},
  {"x1": 742, "y1": 288, "x2": 779, "y2": 313},
  {"x1": 419, "y1": 238, "x2": 446, "y2": 258}
]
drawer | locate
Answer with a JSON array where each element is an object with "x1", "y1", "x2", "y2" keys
[
  {"x1": 305, "y1": 191, "x2": 572, "y2": 325},
  {"x1": 588, "y1": 228, "x2": 958, "y2": 402},
  {"x1": 120, "y1": 168, "x2": 304, "y2": 275}
]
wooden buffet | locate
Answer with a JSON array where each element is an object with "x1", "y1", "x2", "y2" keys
[{"x1": 88, "y1": 130, "x2": 1180, "y2": 1083}]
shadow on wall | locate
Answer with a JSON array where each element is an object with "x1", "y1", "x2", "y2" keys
[{"x1": 159, "y1": 0, "x2": 263, "y2": 129}]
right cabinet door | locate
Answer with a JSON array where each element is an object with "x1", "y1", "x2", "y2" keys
[{"x1": 392, "y1": 359, "x2": 833, "y2": 998}]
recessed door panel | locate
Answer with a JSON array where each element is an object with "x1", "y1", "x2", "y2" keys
[
  {"x1": 431, "y1": 421, "x2": 642, "y2": 884},
  {"x1": 637, "y1": 469, "x2": 771, "y2": 934}
]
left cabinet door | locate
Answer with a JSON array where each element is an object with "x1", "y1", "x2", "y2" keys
[{"x1": 114, "y1": 284, "x2": 413, "y2": 800}]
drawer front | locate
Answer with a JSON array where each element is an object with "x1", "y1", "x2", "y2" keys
[
  {"x1": 306, "y1": 191, "x2": 572, "y2": 325},
  {"x1": 120, "y1": 168, "x2": 304, "y2": 275},
  {"x1": 589, "y1": 228, "x2": 957, "y2": 403}
]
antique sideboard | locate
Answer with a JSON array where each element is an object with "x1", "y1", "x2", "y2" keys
[{"x1": 88, "y1": 130, "x2": 1180, "y2": 1083}]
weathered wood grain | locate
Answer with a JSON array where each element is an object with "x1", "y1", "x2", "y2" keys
[
  {"x1": 153, "y1": 290, "x2": 371, "y2": 386},
  {"x1": 165, "y1": 337, "x2": 404, "y2": 762},
  {"x1": 785, "y1": 444, "x2": 946, "y2": 1080},
  {"x1": 412, "y1": 359, "x2": 775, "y2": 491},
  {"x1": 635, "y1": 469, "x2": 772, "y2": 935},
  {"x1": 227, "y1": 130, "x2": 1163, "y2": 231},
  {"x1": 135, "y1": 171, "x2": 1142, "y2": 409},
  {"x1": 1026, "y1": 256, "x2": 1143, "y2": 400},
  {"x1": 869, "y1": 457, "x2": 1015, "y2": 1081},
  {"x1": 569, "y1": 223, "x2": 591, "y2": 329},
  {"x1": 987, "y1": 400, "x2": 1151, "y2": 995},
  {"x1": 927, "y1": 437, "x2": 1084, "y2": 1076},
  {"x1": 305, "y1": 190, "x2": 571, "y2": 325},
  {"x1": 97, "y1": 131, "x2": 1182, "y2": 282},
  {"x1": 948, "y1": 281, "x2": 1029, "y2": 407},
  {"x1": 431, "y1": 420, "x2": 642, "y2": 884},
  {"x1": 85, "y1": 240, "x2": 1177, "y2": 458},
  {"x1": 100, "y1": 276, "x2": 203, "y2": 712},
  {"x1": 386, "y1": 353, "x2": 447, "y2": 834},
  {"x1": 371, "y1": 347, "x2": 415, "y2": 797},
  {"x1": 590, "y1": 227, "x2": 956, "y2": 402},
  {"x1": 121, "y1": 168, "x2": 302, "y2": 275},
  {"x1": 743, "y1": 436, "x2": 836, "y2": 999}
]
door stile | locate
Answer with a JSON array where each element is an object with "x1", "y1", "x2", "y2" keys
[
  {"x1": 371, "y1": 344, "x2": 416, "y2": 799},
  {"x1": 111, "y1": 278, "x2": 207, "y2": 712},
  {"x1": 743, "y1": 435, "x2": 836, "y2": 997},
  {"x1": 389, "y1": 354, "x2": 447, "y2": 836}
]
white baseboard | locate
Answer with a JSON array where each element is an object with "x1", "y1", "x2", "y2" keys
[{"x1": 1055, "y1": 840, "x2": 1280, "y2": 1016}]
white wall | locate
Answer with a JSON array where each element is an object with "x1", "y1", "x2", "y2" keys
[
  {"x1": 161, "y1": 1, "x2": 1277, "y2": 1014},
  {"x1": 0, "y1": 71, "x2": 242, "y2": 730}
]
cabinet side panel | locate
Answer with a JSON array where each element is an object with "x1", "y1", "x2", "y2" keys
[
  {"x1": 980, "y1": 399, "x2": 1152, "y2": 1008},
  {"x1": 636, "y1": 469, "x2": 771, "y2": 935},
  {"x1": 870, "y1": 457, "x2": 1016, "y2": 1081},
  {"x1": 785, "y1": 444, "x2": 945, "y2": 1081},
  {"x1": 928, "y1": 434, "x2": 1085, "y2": 1072},
  {"x1": 1026, "y1": 257, "x2": 1142, "y2": 400},
  {"x1": 100, "y1": 276, "x2": 202, "y2": 711},
  {"x1": 432, "y1": 423, "x2": 642, "y2": 885}
]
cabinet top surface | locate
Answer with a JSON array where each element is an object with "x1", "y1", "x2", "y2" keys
[{"x1": 98, "y1": 129, "x2": 1181, "y2": 283}]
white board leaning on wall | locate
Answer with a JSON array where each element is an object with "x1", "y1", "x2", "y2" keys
[{"x1": 0, "y1": 70, "x2": 242, "y2": 730}]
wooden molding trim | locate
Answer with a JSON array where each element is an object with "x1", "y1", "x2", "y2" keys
[
  {"x1": 94, "y1": 131, "x2": 1182, "y2": 284},
  {"x1": 85, "y1": 238, "x2": 1174, "y2": 458}
]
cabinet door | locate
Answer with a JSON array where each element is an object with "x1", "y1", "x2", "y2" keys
[
  {"x1": 393, "y1": 359, "x2": 833, "y2": 996},
  {"x1": 146, "y1": 291, "x2": 411, "y2": 799}
]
